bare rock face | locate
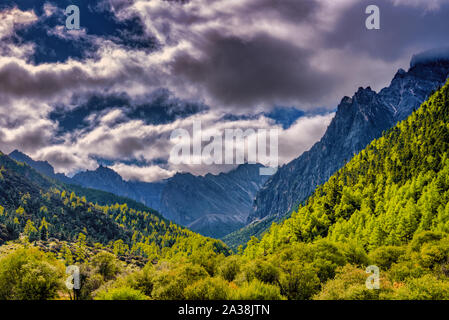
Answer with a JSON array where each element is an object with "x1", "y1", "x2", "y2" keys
[{"x1": 159, "y1": 164, "x2": 269, "y2": 229}]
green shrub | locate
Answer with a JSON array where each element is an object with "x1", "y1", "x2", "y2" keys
[
  {"x1": 219, "y1": 256, "x2": 241, "y2": 282},
  {"x1": 394, "y1": 275, "x2": 449, "y2": 300},
  {"x1": 152, "y1": 263, "x2": 209, "y2": 300},
  {"x1": 0, "y1": 247, "x2": 64, "y2": 300},
  {"x1": 127, "y1": 263, "x2": 156, "y2": 296},
  {"x1": 310, "y1": 240, "x2": 346, "y2": 282},
  {"x1": 418, "y1": 241, "x2": 449, "y2": 269},
  {"x1": 95, "y1": 286, "x2": 149, "y2": 300},
  {"x1": 73, "y1": 264, "x2": 104, "y2": 300},
  {"x1": 340, "y1": 242, "x2": 369, "y2": 267},
  {"x1": 409, "y1": 231, "x2": 446, "y2": 252},
  {"x1": 369, "y1": 246, "x2": 406, "y2": 270},
  {"x1": 279, "y1": 262, "x2": 320, "y2": 300},
  {"x1": 243, "y1": 260, "x2": 279, "y2": 284},
  {"x1": 314, "y1": 265, "x2": 391, "y2": 300},
  {"x1": 388, "y1": 261, "x2": 425, "y2": 282},
  {"x1": 233, "y1": 279, "x2": 284, "y2": 300},
  {"x1": 90, "y1": 251, "x2": 122, "y2": 281},
  {"x1": 184, "y1": 277, "x2": 231, "y2": 300}
]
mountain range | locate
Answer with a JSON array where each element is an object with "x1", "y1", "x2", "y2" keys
[
  {"x1": 3, "y1": 54, "x2": 449, "y2": 301},
  {"x1": 159, "y1": 164, "x2": 268, "y2": 237},
  {"x1": 223, "y1": 54, "x2": 449, "y2": 249},
  {"x1": 9, "y1": 51, "x2": 449, "y2": 248},
  {"x1": 238, "y1": 71, "x2": 449, "y2": 300},
  {"x1": 9, "y1": 150, "x2": 268, "y2": 238}
]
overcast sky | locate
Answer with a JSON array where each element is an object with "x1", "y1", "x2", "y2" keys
[{"x1": 0, "y1": 0, "x2": 448, "y2": 181}]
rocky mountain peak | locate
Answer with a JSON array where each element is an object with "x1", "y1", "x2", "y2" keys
[
  {"x1": 9, "y1": 150, "x2": 55, "y2": 177},
  {"x1": 393, "y1": 68, "x2": 407, "y2": 80},
  {"x1": 95, "y1": 165, "x2": 122, "y2": 179}
]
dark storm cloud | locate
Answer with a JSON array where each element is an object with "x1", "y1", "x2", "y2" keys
[
  {"x1": 171, "y1": 31, "x2": 338, "y2": 108},
  {"x1": 323, "y1": 0, "x2": 449, "y2": 63},
  {"x1": 0, "y1": 61, "x2": 109, "y2": 101},
  {"x1": 4, "y1": 0, "x2": 448, "y2": 112},
  {"x1": 1, "y1": 0, "x2": 449, "y2": 179},
  {"x1": 239, "y1": 0, "x2": 320, "y2": 22},
  {"x1": 130, "y1": 0, "x2": 328, "y2": 109},
  {"x1": 41, "y1": 149, "x2": 79, "y2": 168},
  {"x1": 138, "y1": 0, "x2": 449, "y2": 110},
  {"x1": 161, "y1": 0, "x2": 320, "y2": 26},
  {"x1": 113, "y1": 136, "x2": 145, "y2": 157},
  {"x1": 0, "y1": 53, "x2": 160, "y2": 106},
  {"x1": 50, "y1": 94, "x2": 131, "y2": 134},
  {"x1": 12, "y1": 126, "x2": 52, "y2": 152},
  {"x1": 126, "y1": 89, "x2": 208, "y2": 124}
]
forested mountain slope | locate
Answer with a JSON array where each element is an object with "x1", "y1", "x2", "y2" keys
[
  {"x1": 72, "y1": 163, "x2": 269, "y2": 238},
  {"x1": 63, "y1": 81, "x2": 449, "y2": 301},
  {"x1": 3, "y1": 77, "x2": 449, "y2": 302},
  {"x1": 224, "y1": 57, "x2": 449, "y2": 250},
  {"x1": 0, "y1": 151, "x2": 228, "y2": 257},
  {"x1": 245, "y1": 79, "x2": 449, "y2": 256},
  {"x1": 11, "y1": 149, "x2": 268, "y2": 238},
  {"x1": 6, "y1": 151, "x2": 160, "y2": 214},
  {"x1": 251, "y1": 58, "x2": 449, "y2": 225}
]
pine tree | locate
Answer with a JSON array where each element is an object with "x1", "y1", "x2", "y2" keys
[
  {"x1": 24, "y1": 220, "x2": 39, "y2": 242},
  {"x1": 75, "y1": 233, "x2": 87, "y2": 263},
  {"x1": 39, "y1": 218, "x2": 49, "y2": 241}
]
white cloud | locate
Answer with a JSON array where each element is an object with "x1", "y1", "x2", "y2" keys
[
  {"x1": 15, "y1": 107, "x2": 334, "y2": 180},
  {"x1": 278, "y1": 113, "x2": 335, "y2": 164},
  {"x1": 0, "y1": 8, "x2": 37, "y2": 39},
  {"x1": 0, "y1": 0, "x2": 446, "y2": 181},
  {"x1": 43, "y1": 2, "x2": 58, "y2": 17},
  {"x1": 47, "y1": 25, "x2": 89, "y2": 41},
  {"x1": 110, "y1": 163, "x2": 176, "y2": 182}
]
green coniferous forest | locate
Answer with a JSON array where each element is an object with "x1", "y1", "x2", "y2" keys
[{"x1": 2, "y1": 80, "x2": 449, "y2": 300}]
